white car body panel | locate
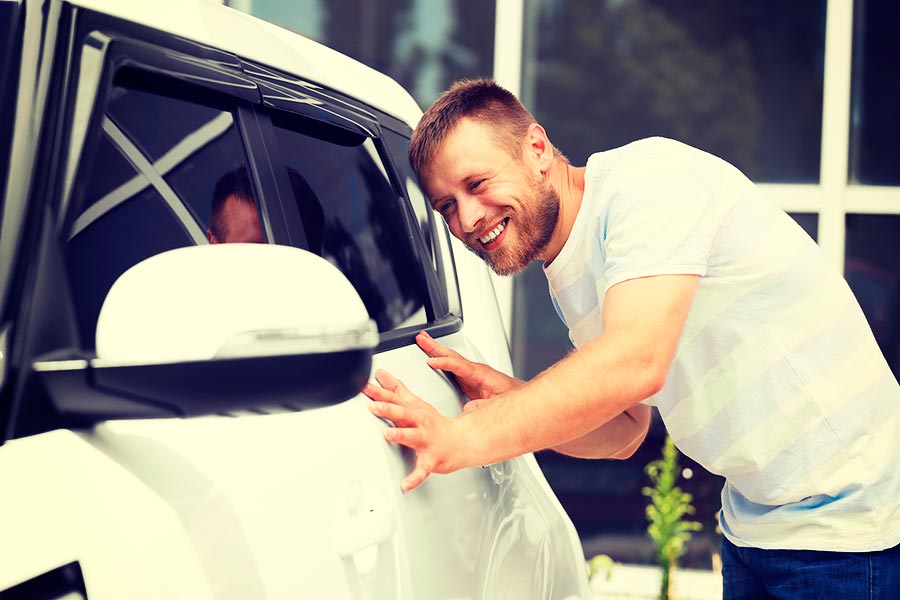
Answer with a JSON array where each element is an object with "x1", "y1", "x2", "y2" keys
[
  {"x1": 69, "y1": 0, "x2": 424, "y2": 128},
  {"x1": 1, "y1": 429, "x2": 213, "y2": 598}
]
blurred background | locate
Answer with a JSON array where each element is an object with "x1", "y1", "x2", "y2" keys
[{"x1": 224, "y1": 0, "x2": 900, "y2": 568}]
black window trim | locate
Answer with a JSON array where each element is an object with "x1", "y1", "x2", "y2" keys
[
  {"x1": 82, "y1": 21, "x2": 458, "y2": 342},
  {"x1": 67, "y1": 6, "x2": 464, "y2": 340},
  {"x1": 66, "y1": 7, "x2": 465, "y2": 338},
  {"x1": 235, "y1": 104, "x2": 305, "y2": 247}
]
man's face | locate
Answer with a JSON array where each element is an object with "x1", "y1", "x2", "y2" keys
[
  {"x1": 208, "y1": 195, "x2": 264, "y2": 244},
  {"x1": 421, "y1": 118, "x2": 560, "y2": 276}
]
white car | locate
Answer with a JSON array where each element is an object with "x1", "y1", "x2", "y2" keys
[{"x1": 0, "y1": 0, "x2": 590, "y2": 598}]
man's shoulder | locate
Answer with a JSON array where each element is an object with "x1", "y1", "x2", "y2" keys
[
  {"x1": 604, "y1": 136, "x2": 705, "y2": 163},
  {"x1": 586, "y1": 137, "x2": 693, "y2": 176}
]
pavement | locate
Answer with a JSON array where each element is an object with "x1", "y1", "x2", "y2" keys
[{"x1": 590, "y1": 563, "x2": 722, "y2": 600}]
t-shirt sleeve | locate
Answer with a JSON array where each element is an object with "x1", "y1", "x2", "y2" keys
[{"x1": 599, "y1": 158, "x2": 720, "y2": 294}]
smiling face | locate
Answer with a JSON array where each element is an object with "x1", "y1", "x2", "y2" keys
[{"x1": 421, "y1": 118, "x2": 560, "y2": 276}]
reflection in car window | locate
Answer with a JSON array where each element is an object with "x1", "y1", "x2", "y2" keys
[
  {"x1": 272, "y1": 116, "x2": 427, "y2": 333},
  {"x1": 65, "y1": 79, "x2": 259, "y2": 348},
  {"x1": 382, "y1": 129, "x2": 436, "y2": 269},
  {"x1": 382, "y1": 128, "x2": 459, "y2": 318}
]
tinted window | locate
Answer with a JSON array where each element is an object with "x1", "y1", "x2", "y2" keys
[
  {"x1": 66, "y1": 81, "x2": 259, "y2": 347},
  {"x1": 382, "y1": 128, "x2": 460, "y2": 317},
  {"x1": 0, "y1": 1, "x2": 22, "y2": 205},
  {"x1": 382, "y1": 129, "x2": 435, "y2": 264},
  {"x1": 272, "y1": 116, "x2": 427, "y2": 333}
]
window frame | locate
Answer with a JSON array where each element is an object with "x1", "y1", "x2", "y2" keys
[
  {"x1": 61, "y1": 7, "x2": 463, "y2": 347},
  {"x1": 1, "y1": 5, "x2": 465, "y2": 442}
]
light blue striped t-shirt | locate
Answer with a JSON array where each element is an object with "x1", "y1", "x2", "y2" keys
[{"x1": 543, "y1": 137, "x2": 900, "y2": 551}]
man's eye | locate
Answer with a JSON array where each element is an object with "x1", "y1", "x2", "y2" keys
[
  {"x1": 439, "y1": 199, "x2": 455, "y2": 214},
  {"x1": 469, "y1": 179, "x2": 485, "y2": 192}
]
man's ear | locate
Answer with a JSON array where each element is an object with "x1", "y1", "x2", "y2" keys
[
  {"x1": 525, "y1": 123, "x2": 554, "y2": 174},
  {"x1": 207, "y1": 228, "x2": 219, "y2": 244}
]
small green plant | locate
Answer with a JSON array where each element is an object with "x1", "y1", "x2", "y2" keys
[
  {"x1": 642, "y1": 436, "x2": 702, "y2": 600},
  {"x1": 586, "y1": 553, "x2": 614, "y2": 582}
]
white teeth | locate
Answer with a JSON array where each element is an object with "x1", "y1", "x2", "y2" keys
[{"x1": 478, "y1": 219, "x2": 506, "y2": 244}]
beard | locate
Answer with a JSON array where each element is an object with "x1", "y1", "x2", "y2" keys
[{"x1": 467, "y1": 174, "x2": 561, "y2": 276}]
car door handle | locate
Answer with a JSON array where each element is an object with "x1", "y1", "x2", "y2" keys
[{"x1": 334, "y1": 506, "x2": 396, "y2": 558}]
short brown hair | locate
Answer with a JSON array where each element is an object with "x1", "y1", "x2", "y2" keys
[
  {"x1": 209, "y1": 166, "x2": 255, "y2": 241},
  {"x1": 409, "y1": 79, "x2": 543, "y2": 178}
]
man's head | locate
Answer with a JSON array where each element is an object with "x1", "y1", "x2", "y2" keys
[
  {"x1": 208, "y1": 167, "x2": 264, "y2": 244},
  {"x1": 410, "y1": 79, "x2": 564, "y2": 276}
]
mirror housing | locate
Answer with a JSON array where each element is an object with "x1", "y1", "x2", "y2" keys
[{"x1": 35, "y1": 245, "x2": 377, "y2": 424}]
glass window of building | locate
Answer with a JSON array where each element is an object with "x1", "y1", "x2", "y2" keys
[
  {"x1": 522, "y1": 0, "x2": 827, "y2": 183},
  {"x1": 849, "y1": 0, "x2": 900, "y2": 185},
  {"x1": 225, "y1": 0, "x2": 496, "y2": 107},
  {"x1": 845, "y1": 215, "x2": 900, "y2": 373}
]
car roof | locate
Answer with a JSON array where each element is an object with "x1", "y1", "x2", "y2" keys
[{"x1": 68, "y1": 0, "x2": 424, "y2": 129}]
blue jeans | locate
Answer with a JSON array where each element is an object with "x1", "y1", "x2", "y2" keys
[{"x1": 722, "y1": 536, "x2": 900, "y2": 599}]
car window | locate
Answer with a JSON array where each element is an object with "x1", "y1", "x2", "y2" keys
[
  {"x1": 382, "y1": 129, "x2": 437, "y2": 269},
  {"x1": 382, "y1": 128, "x2": 461, "y2": 318},
  {"x1": 65, "y1": 75, "x2": 261, "y2": 348},
  {"x1": 271, "y1": 114, "x2": 428, "y2": 333}
]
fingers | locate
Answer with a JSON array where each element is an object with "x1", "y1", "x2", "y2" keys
[
  {"x1": 361, "y1": 363, "x2": 442, "y2": 494},
  {"x1": 365, "y1": 370, "x2": 418, "y2": 404},
  {"x1": 368, "y1": 400, "x2": 410, "y2": 425},
  {"x1": 424, "y1": 356, "x2": 474, "y2": 379},
  {"x1": 383, "y1": 426, "x2": 423, "y2": 447},
  {"x1": 377, "y1": 426, "x2": 432, "y2": 492},
  {"x1": 462, "y1": 400, "x2": 480, "y2": 413},
  {"x1": 372, "y1": 368, "x2": 402, "y2": 392},
  {"x1": 416, "y1": 331, "x2": 462, "y2": 360},
  {"x1": 401, "y1": 463, "x2": 431, "y2": 492},
  {"x1": 362, "y1": 381, "x2": 393, "y2": 403}
]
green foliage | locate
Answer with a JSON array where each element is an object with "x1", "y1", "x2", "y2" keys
[
  {"x1": 586, "y1": 553, "x2": 614, "y2": 582},
  {"x1": 642, "y1": 436, "x2": 702, "y2": 600}
]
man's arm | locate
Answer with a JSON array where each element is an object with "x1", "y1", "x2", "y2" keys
[
  {"x1": 418, "y1": 331, "x2": 651, "y2": 459},
  {"x1": 365, "y1": 273, "x2": 697, "y2": 491},
  {"x1": 551, "y1": 404, "x2": 651, "y2": 459}
]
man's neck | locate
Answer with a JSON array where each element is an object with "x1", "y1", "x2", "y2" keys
[{"x1": 542, "y1": 159, "x2": 586, "y2": 265}]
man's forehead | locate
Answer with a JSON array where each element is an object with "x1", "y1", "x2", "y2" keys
[
  {"x1": 422, "y1": 120, "x2": 503, "y2": 185},
  {"x1": 443, "y1": 117, "x2": 498, "y2": 148}
]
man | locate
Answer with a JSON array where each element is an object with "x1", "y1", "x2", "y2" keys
[
  {"x1": 207, "y1": 167, "x2": 265, "y2": 244},
  {"x1": 362, "y1": 79, "x2": 900, "y2": 598}
]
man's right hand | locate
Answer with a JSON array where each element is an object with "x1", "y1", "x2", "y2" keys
[{"x1": 416, "y1": 331, "x2": 523, "y2": 408}]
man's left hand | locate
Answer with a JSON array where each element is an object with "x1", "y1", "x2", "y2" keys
[{"x1": 363, "y1": 369, "x2": 468, "y2": 492}]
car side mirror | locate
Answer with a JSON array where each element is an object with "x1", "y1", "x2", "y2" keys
[{"x1": 34, "y1": 245, "x2": 377, "y2": 425}]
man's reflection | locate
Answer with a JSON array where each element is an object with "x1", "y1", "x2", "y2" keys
[{"x1": 207, "y1": 167, "x2": 264, "y2": 244}]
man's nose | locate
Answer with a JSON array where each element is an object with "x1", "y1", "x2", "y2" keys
[{"x1": 457, "y1": 196, "x2": 486, "y2": 234}]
